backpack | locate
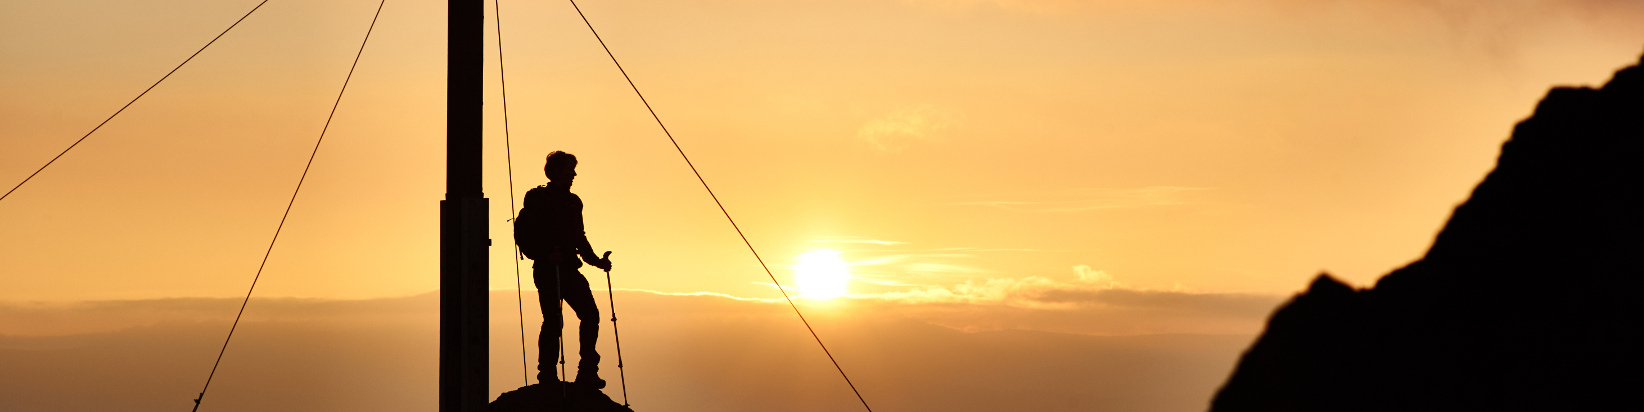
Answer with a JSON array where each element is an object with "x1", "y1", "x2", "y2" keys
[{"x1": 514, "y1": 188, "x2": 548, "y2": 260}]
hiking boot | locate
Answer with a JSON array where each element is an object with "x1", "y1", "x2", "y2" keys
[{"x1": 574, "y1": 372, "x2": 607, "y2": 389}]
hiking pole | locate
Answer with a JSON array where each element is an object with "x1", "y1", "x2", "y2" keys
[
  {"x1": 599, "y1": 251, "x2": 630, "y2": 407},
  {"x1": 556, "y1": 264, "x2": 567, "y2": 405}
]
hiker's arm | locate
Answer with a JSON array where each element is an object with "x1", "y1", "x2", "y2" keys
[
  {"x1": 573, "y1": 197, "x2": 611, "y2": 270},
  {"x1": 576, "y1": 237, "x2": 605, "y2": 268},
  {"x1": 579, "y1": 241, "x2": 609, "y2": 270}
]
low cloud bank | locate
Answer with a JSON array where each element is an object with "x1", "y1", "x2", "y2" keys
[
  {"x1": 831, "y1": 266, "x2": 1284, "y2": 335},
  {"x1": 1, "y1": 265, "x2": 1286, "y2": 339},
  {"x1": 0, "y1": 289, "x2": 1267, "y2": 412},
  {"x1": 0, "y1": 295, "x2": 433, "y2": 337}
]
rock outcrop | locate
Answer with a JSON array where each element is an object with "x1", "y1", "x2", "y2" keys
[
  {"x1": 488, "y1": 382, "x2": 633, "y2": 412},
  {"x1": 1211, "y1": 54, "x2": 1644, "y2": 411}
]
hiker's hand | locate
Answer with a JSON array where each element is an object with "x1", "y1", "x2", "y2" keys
[
  {"x1": 547, "y1": 251, "x2": 563, "y2": 265},
  {"x1": 592, "y1": 251, "x2": 613, "y2": 271}
]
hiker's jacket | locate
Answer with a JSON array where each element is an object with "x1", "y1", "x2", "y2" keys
[{"x1": 523, "y1": 185, "x2": 598, "y2": 268}]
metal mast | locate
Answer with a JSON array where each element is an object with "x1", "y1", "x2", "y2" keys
[{"x1": 441, "y1": 0, "x2": 489, "y2": 410}]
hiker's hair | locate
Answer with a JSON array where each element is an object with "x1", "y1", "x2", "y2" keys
[{"x1": 545, "y1": 151, "x2": 577, "y2": 179}]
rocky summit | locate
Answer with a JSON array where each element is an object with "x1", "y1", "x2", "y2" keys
[
  {"x1": 1211, "y1": 52, "x2": 1644, "y2": 411},
  {"x1": 488, "y1": 382, "x2": 634, "y2": 412}
]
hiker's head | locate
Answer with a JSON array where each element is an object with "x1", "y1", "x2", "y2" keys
[{"x1": 545, "y1": 151, "x2": 578, "y2": 183}]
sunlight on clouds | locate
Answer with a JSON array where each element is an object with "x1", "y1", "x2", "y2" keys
[
  {"x1": 904, "y1": 262, "x2": 991, "y2": 275},
  {"x1": 849, "y1": 265, "x2": 1283, "y2": 331},
  {"x1": 955, "y1": 186, "x2": 1203, "y2": 213},
  {"x1": 1074, "y1": 264, "x2": 1114, "y2": 283},
  {"x1": 835, "y1": 252, "x2": 991, "y2": 289},
  {"x1": 804, "y1": 239, "x2": 1072, "y2": 292},
  {"x1": 812, "y1": 238, "x2": 906, "y2": 245},
  {"x1": 864, "y1": 265, "x2": 1121, "y2": 308},
  {"x1": 857, "y1": 105, "x2": 954, "y2": 153},
  {"x1": 789, "y1": 239, "x2": 1282, "y2": 335}
]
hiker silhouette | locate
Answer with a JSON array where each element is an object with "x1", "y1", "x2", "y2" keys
[{"x1": 515, "y1": 150, "x2": 614, "y2": 389}]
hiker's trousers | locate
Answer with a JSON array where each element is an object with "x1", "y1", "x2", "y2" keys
[{"x1": 533, "y1": 264, "x2": 601, "y2": 382}]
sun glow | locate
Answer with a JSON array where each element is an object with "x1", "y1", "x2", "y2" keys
[{"x1": 794, "y1": 250, "x2": 850, "y2": 299}]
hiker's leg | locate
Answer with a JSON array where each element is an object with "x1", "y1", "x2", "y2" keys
[
  {"x1": 563, "y1": 270, "x2": 602, "y2": 375},
  {"x1": 533, "y1": 265, "x2": 564, "y2": 382}
]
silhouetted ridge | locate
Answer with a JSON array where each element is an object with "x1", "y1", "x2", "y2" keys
[
  {"x1": 1211, "y1": 53, "x2": 1644, "y2": 411},
  {"x1": 488, "y1": 382, "x2": 633, "y2": 412}
]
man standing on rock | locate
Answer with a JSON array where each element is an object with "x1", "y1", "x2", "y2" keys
[{"x1": 516, "y1": 150, "x2": 612, "y2": 388}]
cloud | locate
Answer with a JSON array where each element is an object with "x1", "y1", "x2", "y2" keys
[
  {"x1": 854, "y1": 265, "x2": 1118, "y2": 308},
  {"x1": 0, "y1": 295, "x2": 434, "y2": 337},
  {"x1": 903, "y1": 0, "x2": 1644, "y2": 17},
  {"x1": 833, "y1": 265, "x2": 1286, "y2": 335},
  {"x1": 900, "y1": 0, "x2": 1153, "y2": 14},
  {"x1": 902, "y1": 0, "x2": 1644, "y2": 57},
  {"x1": 810, "y1": 238, "x2": 906, "y2": 245},
  {"x1": 954, "y1": 186, "x2": 1203, "y2": 212},
  {"x1": 857, "y1": 105, "x2": 955, "y2": 153},
  {"x1": 837, "y1": 252, "x2": 994, "y2": 287},
  {"x1": 614, "y1": 288, "x2": 782, "y2": 303},
  {"x1": 750, "y1": 244, "x2": 1283, "y2": 335},
  {"x1": 0, "y1": 264, "x2": 1285, "y2": 354},
  {"x1": 1297, "y1": 0, "x2": 1644, "y2": 58},
  {"x1": 925, "y1": 247, "x2": 1060, "y2": 252},
  {"x1": 0, "y1": 291, "x2": 1258, "y2": 412}
]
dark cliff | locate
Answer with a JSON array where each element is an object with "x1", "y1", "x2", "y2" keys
[{"x1": 1211, "y1": 54, "x2": 1644, "y2": 411}]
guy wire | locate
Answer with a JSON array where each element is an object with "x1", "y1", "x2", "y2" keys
[
  {"x1": 191, "y1": 1, "x2": 387, "y2": 410},
  {"x1": 493, "y1": 0, "x2": 532, "y2": 387},
  {"x1": 564, "y1": 1, "x2": 874, "y2": 410},
  {"x1": 1, "y1": 0, "x2": 269, "y2": 203}
]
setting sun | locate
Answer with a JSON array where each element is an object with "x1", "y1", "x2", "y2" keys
[{"x1": 794, "y1": 250, "x2": 850, "y2": 299}]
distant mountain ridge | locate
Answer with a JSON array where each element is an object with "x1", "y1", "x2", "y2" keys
[{"x1": 1211, "y1": 53, "x2": 1644, "y2": 411}]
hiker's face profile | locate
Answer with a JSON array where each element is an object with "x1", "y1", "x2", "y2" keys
[{"x1": 550, "y1": 160, "x2": 578, "y2": 184}]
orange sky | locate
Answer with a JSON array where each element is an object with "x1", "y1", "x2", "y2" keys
[
  {"x1": 5, "y1": 0, "x2": 1642, "y2": 302},
  {"x1": 5, "y1": 0, "x2": 1644, "y2": 410}
]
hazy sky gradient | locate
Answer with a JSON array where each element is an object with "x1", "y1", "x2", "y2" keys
[
  {"x1": 4, "y1": 0, "x2": 1643, "y2": 301},
  {"x1": 3, "y1": 1, "x2": 1643, "y2": 409}
]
